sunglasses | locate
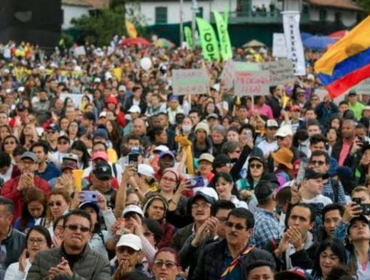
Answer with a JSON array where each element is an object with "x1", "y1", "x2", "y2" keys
[
  {"x1": 276, "y1": 136, "x2": 285, "y2": 140},
  {"x1": 65, "y1": 224, "x2": 90, "y2": 233},
  {"x1": 153, "y1": 260, "x2": 177, "y2": 269},
  {"x1": 49, "y1": 202, "x2": 63, "y2": 207},
  {"x1": 226, "y1": 221, "x2": 246, "y2": 231},
  {"x1": 117, "y1": 246, "x2": 137, "y2": 255},
  {"x1": 250, "y1": 163, "x2": 263, "y2": 169},
  {"x1": 310, "y1": 160, "x2": 325, "y2": 166}
]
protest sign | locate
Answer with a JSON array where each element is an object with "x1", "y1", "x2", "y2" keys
[
  {"x1": 261, "y1": 59, "x2": 295, "y2": 86},
  {"x1": 234, "y1": 62, "x2": 261, "y2": 72},
  {"x1": 73, "y1": 46, "x2": 86, "y2": 57},
  {"x1": 61, "y1": 93, "x2": 93, "y2": 108},
  {"x1": 314, "y1": 89, "x2": 329, "y2": 101},
  {"x1": 196, "y1": 18, "x2": 220, "y2": 62},
  {"x1": 234, "y1": 71, "x2": 270, "y2": 96},
  {"x1": 172, "y1": 69, "x2": 208, "y2": 95},
  {"x1": 220, "y1": 60, "x2": 235, "y2": 90},
  {"x1": 272, "y1": 33, "x2": 288, "y2": 58}
]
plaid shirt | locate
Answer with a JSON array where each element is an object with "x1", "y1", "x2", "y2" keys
[{"x1": 250, "y1": 208, "x2": 281, "y2": 250}]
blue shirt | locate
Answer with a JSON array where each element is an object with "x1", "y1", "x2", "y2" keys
[
  {"x1": 220, "y1": 247, "x2": 242, "y2": 280},
  {"x1": 35, "y1": 162, "x2": 61, "y2": 182}
]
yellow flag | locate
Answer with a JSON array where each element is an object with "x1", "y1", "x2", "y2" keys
[
  {"x1": 111, "y1": 68, "x2": 122, "y2": 81},
  {"x1": 125, "y1": 20, "x2": 137, "y2": 38}
]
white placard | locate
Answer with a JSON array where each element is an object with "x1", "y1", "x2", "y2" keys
[{"x1": 273, "y1": 33, "x2": 288, "y2": 58}]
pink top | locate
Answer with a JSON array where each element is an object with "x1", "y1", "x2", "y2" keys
[
  {"x1": 249, "y1": 104, "x2": 274, "y2": 119},
  {"x1": 338, "y1": 138, "x2": 352, "y2": 166}
]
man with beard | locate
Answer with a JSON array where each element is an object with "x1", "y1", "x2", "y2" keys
[
  {"x1": 192, "y1": 208, "x2": 275, "y2": 280},
  {"x1": 27, "y1": 210, "x2": 110, "y2": 279},
  {"x1": 154, "y1": 151, "x2": 175, "y2": 181}
]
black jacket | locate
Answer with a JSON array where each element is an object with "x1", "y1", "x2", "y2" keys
[
  {"x1": 1, "y1": 227, "x2": 26, "y2": 273},
  {"x1": 192, "y1": 239, "x2": 275, "y2": 280},
  {"x1": 331, "y1": 139, "x2": 361, "y2": 172}
]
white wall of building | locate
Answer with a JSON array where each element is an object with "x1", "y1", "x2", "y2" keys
[
  {"x1": 341, "y1": 10, "x2": 357, "y2": 27},
  {"x1": 62, "y1": 5, "x2": 91, "y2": 29},
  {"x1": 131, "y1": 0, "x2": 237, "y2": 25}
]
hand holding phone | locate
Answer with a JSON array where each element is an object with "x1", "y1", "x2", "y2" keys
[{"x1": 80, "y1": 191, "x2": 98, "y2": 202}]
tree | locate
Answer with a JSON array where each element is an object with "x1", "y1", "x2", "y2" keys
[
  {"x1": 71, "y1": 5, "x2": 126, "y2": 46},
  {"x1": 358, "y1": 0, "x2": 370, "y2": 12}
]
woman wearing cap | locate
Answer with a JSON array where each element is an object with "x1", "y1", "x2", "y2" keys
[
  {"x1": 346, "y1": 215, "x2": 370, "y2": 279},
  {"x1": 212, "y1": 173, "x2": 248, "y2": 209},
  {"x1": 14, "y1": 188, "x2": 47, "y2": 232},
  {"x1": 272, "y1": 147, "x2": 293, "y2": 187},
  {"x1": 4, "y1": 225, "x2": 52, "y2": 280},
  {"x1": 76, "y1": 192, "x2": 116, "y2": 260},
  {"x1": 143, "y1": 195, "x2": 175, "y2": 249},
  {"x1": 236, "y1": 156, "x2": 266, "y2": 203},
  {"x1": 308, "y1": 239, "x2": 346, "y2": 280}
]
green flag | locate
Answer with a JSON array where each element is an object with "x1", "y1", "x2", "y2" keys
[
  {"x1": 224, "y1": 4, "x2": 229, "y2": 26},
  {"x1": 184, "y1": 26, "x2": 193, "y2": 50},
  {"x1": 196, "y1": 17, "x2": 220, "y2": 62},
  {"x1": 214, "y1": 11, "x2": 232, "y2": 60}
]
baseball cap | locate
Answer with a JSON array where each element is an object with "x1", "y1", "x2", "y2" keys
[
  {"x1": 122, "y1": 205, "x2": 144, "y2": 218},
  {"x1": 169, "y1": 95, "x2": 179, "y2": 102},
  {"x1": 58, "y1": 135, "x2": 70, "y2": 143},
  {"x1": 93, "y1": 129, "x2": 108, "y2": 140},
  {"x1": 128, "y1": 105, "x2": 141, "y2": 114},
  {"x1": 118, "y1": 85, "x2": 126, "y2": 92},
  {"x1": 116, "y1": 234, "x2": 142, "y2": 251},
  {"x1": 275, "y1": 268, "x2": 307, "y2": 280},
  {"x1": 153, "y1": 145, "x2": 169, "y2": 153},
  {"x1": 46, "y1": 123, "x2": 61, "y2": 132},
  {"x1": 137, "y1": 164, "x2": 154, "y2": 178},
  {"x1": 92, "y1": 151, "x2": 108, "y2": 162},
  {"x1": 275, "y1": 125, "x2": 293, "y2": 137},
  {"x1": 159, "y1": 151, "x2": 175, "y2": 159},
  {"x1": 254, "y1": 181, "x2": 275, "y2": 201},
  {"x1": 191, "y1": 189, "x2": 218, "y2": 205},
  {"x1": 63, "y1": 153, "x2": 78, "y2": 163},
  {"x1": 213, "y1": 154, "x2": 231, "y2": 169},
  {"x1": 94, "y1": 77, "x2": 101, "y2": 83},
  {"x1": 199, "y1": 153, "x2": 214, "y2": 164},
  {"x1": 266, "y1": 119, "x2": 279, "y2": 128},
  {"x1": 16, "y1": 103, "x2": 26, "y2": 111},
  {"x1": 20, "y1": 152, "x2": 38, "y2": 163},
  {"x1": 99, "y1": 111, "x2": 107, "y2": 118},
  {"x1": 206, "y1": 113, "x2": 219, "y2": 120},
  {"x1": 347, "y1": 215, "x2": 370, "y2": 234},
  {"x1": 79, "y1": 201, "x2": 100, "y2": 215},
  {"x1": 304, "y1": 168, "x2": 323, "y2": 180},
  {"x1": 106, "y1": 96, "x2": 118, "y2": 105},
  {"x1": 61, "y1": 161, "x2": 78, "y2": 171},
  {"x1": 348, "y1": 90, "x2": 357, "y2": 96},
  {"x1": 93, "y1": 161, "x2": 112, "y2": 180},
  {"x1": 290, "y1": 105, "x2": 301, "y2": 112}
]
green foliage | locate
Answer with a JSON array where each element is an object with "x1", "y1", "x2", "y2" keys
[
  {"x1": 358, "y1": 0, "x2": 370, "y2": 12},
  {"x1": 71, "y1": 6, "x2": 126, "y2": 46}
]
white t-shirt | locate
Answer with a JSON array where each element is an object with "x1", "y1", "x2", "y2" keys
[
  {"x1": 302, "y1": 195, "x2": 332, "y2": 206},
  {"x1": 257, "y1": 140, "x2": 278, "y2": 157}
]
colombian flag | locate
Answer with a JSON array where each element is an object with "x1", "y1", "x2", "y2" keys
[{"x1": 315, "y1": 15, "x2": 370, "y2": 98}]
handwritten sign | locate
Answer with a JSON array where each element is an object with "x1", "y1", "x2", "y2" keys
[
  {"x1": 234, "y1": 71, "x2": 270, "y2": 96},
  {"x1": 172, "y1": 69, "x2": 208, "y2": 95},
  {"x1": 234, "y1": 62, "x2": 261, "y2": 72},
  {"x1": 61, "y1": 93, "x2": 93, "y2": 108},
  {"x1": 272, "y1": 33, "x2": 288, "y2": 58},
  {"x1": 261, "y1": 59, "x2": 295, "y2": 86}
]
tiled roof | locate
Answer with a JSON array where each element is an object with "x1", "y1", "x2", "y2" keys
[
  {"x1": 308, "y1": 0, "x2": 362, "y2": 11},
  {"x1": 62, "y1": 0, "x2": 91, "y2": 7},
  {"x1": 83, "y1": 0, "x2": 110, "y2": 9}
]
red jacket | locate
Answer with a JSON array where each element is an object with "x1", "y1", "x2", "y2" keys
[{"x1": 1, "y1": 176, "x2": 51, "y2": 220}]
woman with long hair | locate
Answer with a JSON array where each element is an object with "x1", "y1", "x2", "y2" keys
[
  {"x1": 310, "y1": 239, "x2": 347, "y2": 280},
  {"x1": 106, "y1": 119, "x2": 123, "y2": 157},
  {"x1": 1, "y1": 135, "x2": 20, "y2": 157},
  {"x1": 66, "y1": 120, "x2": 80, "y2": 144},
  {"x1": 14, "y1": 188, "x2": 47, "y2": 232},
  {"x1": 326, "y1": 127, "x2": 340, "y2": 156},
  {"x1": 212, "y1": 172, "x2": 248, "y2": 209},
  {"x1": 59, "y1": 117, "x2": 70, "y2": 134},
  {"x1": 4, "y1": 225, "x2": 52, "y2": 280},
  {"x1": 45, "y1": 189, "x2": 71, "y2": 234},
  {"x1": 70, "y1": 140, "x2": 91, "y2": 169},
  {"x1": 0, "y1": 125, "x2": 12, "y2": 145},
  {"x1": 18, "y1": 123, "x2": 38, "y2": 150},
  {"x1": 143, "y1": 195, "x2": 175, "y2": 248}
]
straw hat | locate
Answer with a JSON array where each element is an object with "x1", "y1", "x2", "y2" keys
[{"x1": 272, "y1": 148, "x2": 293, "y2": 169}]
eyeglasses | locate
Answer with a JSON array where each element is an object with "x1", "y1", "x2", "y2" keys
[
  {"x1": 58, "y1": 141, "x2": 68, "y2": 145},
  {"x1": 191, "y1": 203, "x2": 211, "y2": 210},
  {"x1": 226, "y1": 221, "x2": 246, "y2": 231},
  {"x1": 65, "y1": 224, "x2": 90, "y2": 233},
  {"x1": 117, "y1": 246, "x2": 137, "y2": 255},
  {"x1": 310, "y1": 160, "x2": 325, "y2": 166},
  {"x1": 250, "y1": 164, "x2": 263, "y2": 169},
  {"x1": 4, "y1": 141, "x2": 15, "y2": 145},
  {"x1": 49, "y1": 202, "x2": 63, "y2": 207},
  {"x1": 161, "y1": 176, "x2": 177, "y2": 183},
  {"x1": 28, "y1": 238, "x2": 46, "y2": 245},
  {"x1": 153, "y1": 260, "x2": 177, "y2": 269}
]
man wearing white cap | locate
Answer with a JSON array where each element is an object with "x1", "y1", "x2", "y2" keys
[
  {"x1": 112, "y1": 234, "x2": 145, "y2": 278},
  {"x1": 123, "y1": 105, "x2": 141, "y2": 135},
  {"x1": 257, "y1": 120, "x2": 279, "y2": 157}
]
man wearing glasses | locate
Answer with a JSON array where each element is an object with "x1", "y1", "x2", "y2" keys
[
  {"x1": 192, "y1": 208, "x2": 275, "y2": 280},
  {"x1": 27, "y1": 209, "x2": 111, "y2": 280}
]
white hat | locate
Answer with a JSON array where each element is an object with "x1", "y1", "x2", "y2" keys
[
  {"x1": 74, "y1": 66, "x2": 82, "y2": 71},
  {"x1": 137, "y1": 164, "x2": 154, "y2": 178},
  {"x1": 94, "y1": 77, "x2": 101, "y2": 83},
  {"x1": 211, "y1": 83, "x2": 220, "y2": 92},
  {"x1": 128, "y1": 105, "x2": 141, "y2": 114},
  {"x1": 105, "y1": 72, "x2": 113, "y2": 80},
  {"x1": 153, "y1": 145, "x2": 169, "y2": 153},
  {"x1": 50, "y1": 62, "x2": 58, "y2": 68},
  {"x1": 122, "y1": 205, "x2": 144, "y2": 218},
  {"x1": 266, "y1": 119, "x2": 279, "y2": 128},
  {"x1": 116, "y1": 234, "x2": 142, "y2": 251},
  {"x1": 118, "y1": 85, "x2": 126, "y2": 92},
  {"x1": 195, "y1": 187, "x2": 219, "y2": 201},
  {"x1": 5, "y1": 89, "x2": 11, "y2": 94},
  {"x1": 99, "y1": 111, "x2": 107, "y2": 118},
  {"x1": 275, "y1": 125, "x2": 293, "y2": 137},
  {"x1": 18, "y1": 87, "x2": 25, "y2": 93},
  {"x1": 199, "y1": 153, "x2": 214, "y2": 163}
]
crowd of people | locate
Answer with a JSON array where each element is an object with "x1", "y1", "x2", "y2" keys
[{"x1": 0, "y1": 39, "x2": 368, "y2": 280}]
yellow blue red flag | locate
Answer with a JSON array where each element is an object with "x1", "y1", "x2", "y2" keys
[{"x1": 315, "y1": 15, "x2": 370, "y2": 98}]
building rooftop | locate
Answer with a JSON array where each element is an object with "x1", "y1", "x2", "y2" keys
[{"x1": 62, "y1": 0, "x2": 110, "y2": 9}]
